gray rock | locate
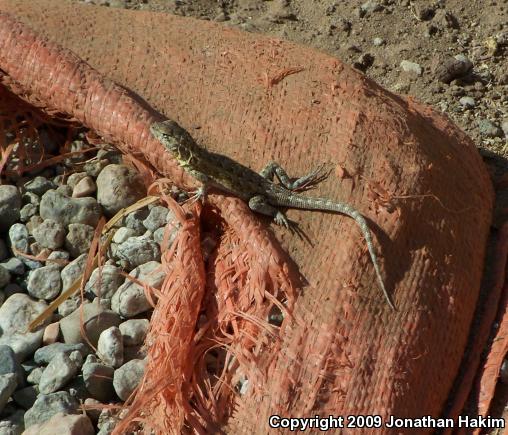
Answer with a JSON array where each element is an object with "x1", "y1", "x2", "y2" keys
[
  {"x1": 20, "y1": 204, "x2": 38, "y2": 223},
  {"x1": 12, "y1": 385, "x2": 38, "y2": 409},
  {"x1": 46, "y1": 251, "x2": 70, "y2": 268},
  {"x1": 66, "y1": 173, "x2": 88, "y2": 189},
  {"x1": 95, "y1": 298, "x2": 111, "y2": 311},
  {"x1": 142, "y1": 206, "x2": 169, "y2": 231},
  {"x1": 22, "y1": 192, "x2": 40, "y2": 207},
  {"x1": 153, "y1": 227, "x2": 165, "y2": 245},
  {"x1": 61, "y1": 254, "x2": 87, "y2": 292},
  {"x1": 65, "y1": 224, "x2": 94, "y2": 258},
  {"x1": 23, "y1": 177, "x2": 55, "y2": 196},
  {"x1": 39, "y1": 353, "x2": 78, "y2": 394},
  {"x1": 115, "y1": 236, "x2": 160, "y2": 268},
  {"x1": 0, "y1": 185, "x2": 22, "y2": 232},
  {"x1": 373, "y1": 37, "x2": 385, "y2": 46},
  {"x1": 82, "y1": 360, "x2": 115, "y2": 402},
  {"x1": 57, "y1": 297, "x2": 82, "y2": 318},
  {"x1": 459, "y1": 96, "x2": 476, "y2": 108},
  {"x1": 68, "y1": 351, "x2": 83, "y2": 369},
  {"x1": 8, "y1": 223, "x2": 29, "y2": 255},
  {"x1": 112, "y1": 227, "x2": 136, "y2": 244},
  {"x1": 0, "y1": 345, "x2": 25, "y2": 387},
  {"x1": 27, "y1": 265, "x2": 61, "y2": 300},
  {"x1": 0, "y1": 294, "x2": 48, "y2": 361},
  {"x1": 83, "y1": 159, "x2": 110, "y2": 178},
  {"x1": 56, "y1": 185, "x2": 73, "y2": 197},
  {"x1": 39, "y1": 190, "x2": 101, "y2": 227},
  {"x1": 85, "y1": 265, "x2": 123, "y2": 299},
  {"x1": 97, "y1": 327, "x2": 123, "y2": 368},
  {"x1": 60, "y1": 303, "x2": 121, "y2": 346},
  {"x1": 0, "y1": 265, "x2": 10, "y2": 288},
  {"x1": 477, "y1": 119, "x2": 503, "y2": 138},
  {"x1": 0, "y1": 408, "x2": 25, "y2": 435},
  {"x1": 33, "y1": 220, "x2": 65, "y2": 250},
  {"x1": 34, "y1": 343, "x2": 90, "y2": 365},
  {"x1": 1, "y1": 258, "x2": 25, "y2": 276},
  {"x1": 360, "y1": 0, "x2": 383, "y2": 14},
  {"x1": 96, "y1": 164, "x2": 145, "y2": 216},
  {"x1": 113, "y1": 358, "x2": 146, "y2": 401},
  {"x1": 0, "y1": 373, "x2": 18, "y2": 413},
  {"x1": 23, "y1": 258, "x2": 43, "y2": 271},
  {"x1": 26, "y1": 215, "x2": 43, "y2": 236},
  {"x1": 111, "y1": 261, "x2": 165, "y2": 317},
  {"x1": 23, "y1": 391, "x2": 79, "y2": 428},
  {"x1": 124, "y1": 209, "x2": 149, "y2": 234},
  {"x1": 400, "y1": 60, "x2": 422, "y2": 76},
  {"x1": 97, "y1": 418, "x2": 117, "y2": 435},
  {"x1": 27, "y1": 367, "x2": 44, "y2": 385},
  {"x1": 22, "y1": 412, "x2": 94, "y2": 435},
  {"x1": 119, "y1": 319, "x2": 149, "y2": 347}
]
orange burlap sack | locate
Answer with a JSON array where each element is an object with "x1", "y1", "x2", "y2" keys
[{"x1": 0, "y1": 2, "x2": 500, "y2": 433}]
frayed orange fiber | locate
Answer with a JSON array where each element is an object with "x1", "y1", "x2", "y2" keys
[{"x1": 113, "y1": 193, "x2": 206, "y2": 434}]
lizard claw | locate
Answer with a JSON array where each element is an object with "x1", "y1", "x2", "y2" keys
[
  {"x1": 273, "y1": 212, "x2": 309, "y2": 241},
  {"x1": 274, "y1": 212, "x2": 291, "y2": 229},
  {"x1": 291, "y1": 163, "x2": 331, "y2": 192},
  {"x1": 187, "y1": 186, "x2": 207, "y2": 204}
]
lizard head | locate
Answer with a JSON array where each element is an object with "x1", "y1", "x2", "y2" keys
[{"x1": 150, "y1": 120, "x2": 196, "y2": 164}]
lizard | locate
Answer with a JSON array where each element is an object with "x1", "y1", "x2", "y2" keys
[{"x1": 150, "y1": 120, "x2": 395, "y2": 310}]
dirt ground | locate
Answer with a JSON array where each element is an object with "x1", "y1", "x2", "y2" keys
[{"x1": 78, "y1": 0, "x2": 508, "y2": 427}]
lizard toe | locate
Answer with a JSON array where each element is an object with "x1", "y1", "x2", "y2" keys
[{"x1": 274, "y1": 212, "x2": 290, "y2": 228}]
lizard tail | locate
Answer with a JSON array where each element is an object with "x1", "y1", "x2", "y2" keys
[{"x1": 277, "y1": 193, "x2": 395, "y2": 309}]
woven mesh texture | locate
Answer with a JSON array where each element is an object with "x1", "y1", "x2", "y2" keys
[{"x1": 0, "y1": 3, "x2": 499, "y2": 434}]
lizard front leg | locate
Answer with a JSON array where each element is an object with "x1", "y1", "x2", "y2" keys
[
  {"x1": 259, "y1": 161, "x2": 328, "y2": 191},
  {"x1": 188, "y1": 170, "x2": 209, "y2": 203},
  {"x1": 248, "y1": 195, "x2": 290, "y2": 228}
]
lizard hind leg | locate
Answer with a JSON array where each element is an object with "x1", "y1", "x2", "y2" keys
[
  {"x1": 259, "y1": 161, "x2": 330, "y2": 191},
  {"x1": 248, "y1": 195, "x2": 291, "y2": 228}
]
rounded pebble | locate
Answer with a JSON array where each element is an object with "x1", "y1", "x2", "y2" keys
[
  {"x1": 112, "y1": 261, "x2": 165, "y2": 317},
  {"x1": 96, "y1": 164, "x2": 145, "y2": 216},
  {"x1": 115, "y1": 236, "x2": 161, "y2": 269},
  {"x1": 39, "y1": 353, "x2": 79, "y2": 394},
  {"x1": 33, "y1": 219, "x2": 66, "y2": 250},
  {"x1": 65, "y1": 223, "x2": 94, "y2": 258},
  {"x1": 119, "y1": 319, "x2": 149, "y2": 347},
  {"x1": 113, "y1": 358, "x2": 146, "y2": 401},
  {"x1": 0, "y1": 185, "x2": 22, "y2": 231},
  {"x1": 97, "y1": 326, "x2": 123, "y2": 368},
  {"x1": 27, "y1": 265, "x2": 62, "y2": 300}
]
